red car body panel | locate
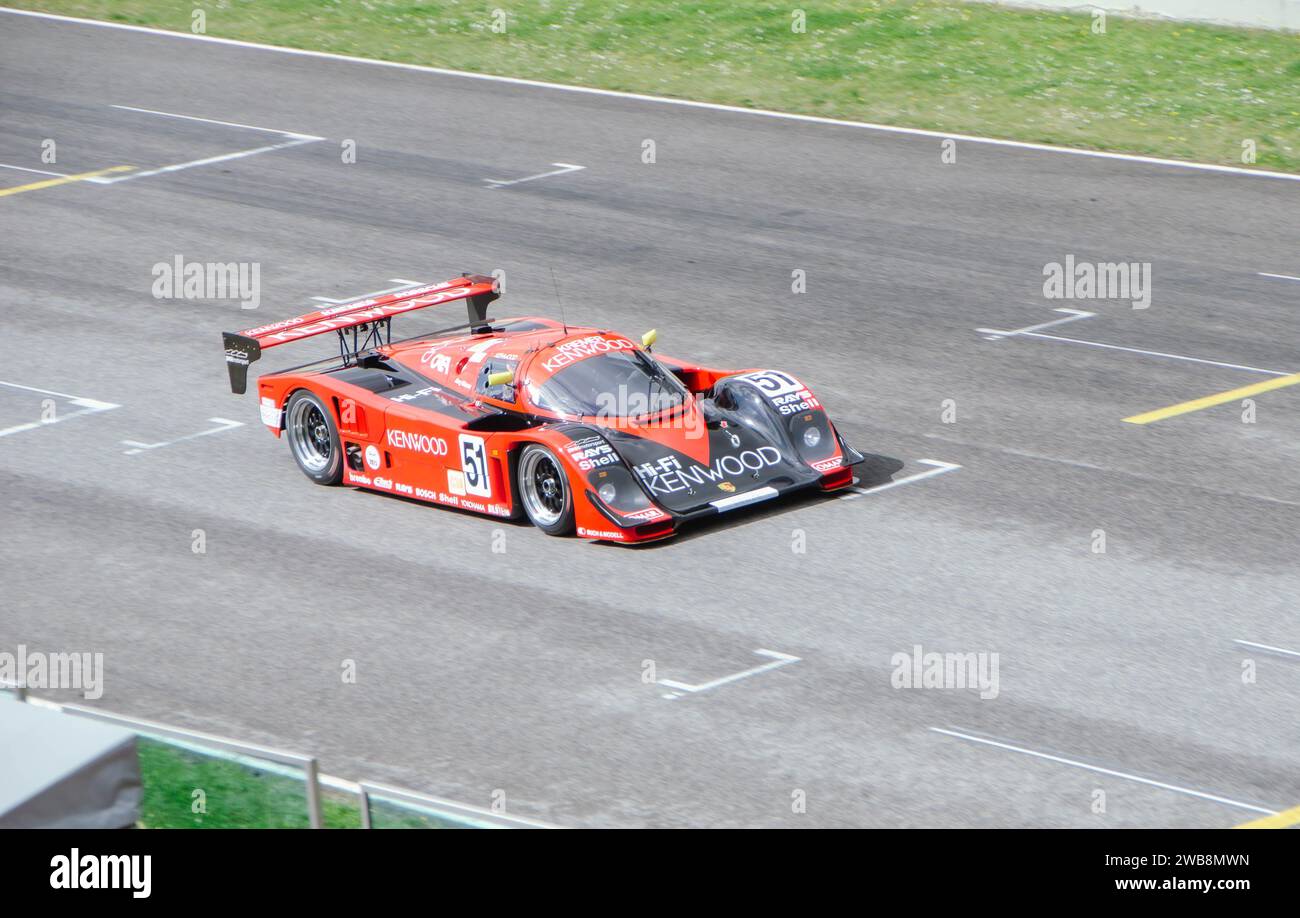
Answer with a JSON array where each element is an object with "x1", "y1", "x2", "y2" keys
[{"x1": 224, "y1": 275, "x2": 862, "y2": 543}]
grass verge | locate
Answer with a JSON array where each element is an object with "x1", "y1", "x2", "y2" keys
[
  {"x1": 137, "y1": 738, "x2": 461, "y2": 828},
  {"x1": 11, "y1": 0, "x2": 1300, "y2": 172}
]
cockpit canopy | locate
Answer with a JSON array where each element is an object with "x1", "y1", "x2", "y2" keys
[{"x1": 528, "y1": 344, "x2": 689, "y2": 418}]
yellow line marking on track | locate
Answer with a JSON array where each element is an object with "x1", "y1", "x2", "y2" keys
[
  {"x1": 1235, "y1": 803, "x2": 1300, "y2": 829},
  {"x1": 0, "y1": 165, "x2": 133, "y2": 197},
  {"x1": 1123, "y1": 372, "x2": 1300, "y2": 424}
]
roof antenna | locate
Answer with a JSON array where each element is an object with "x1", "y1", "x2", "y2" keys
[{"x1": 549, "y1": 266, "x2": 568, "y2": 335}]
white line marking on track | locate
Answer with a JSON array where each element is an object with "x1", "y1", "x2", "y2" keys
[
  {"x1": 110, "y1": 104, "x2": 322, "y2": 139},
  {"x1": 311, "y1": 279, "x2": 425, "y2": 304},
  {"x1": 69, "y1": 398, "x2": 119, "y2": 410},
  {"x1": 1259, "y1": 272, "x2": 1300, "y2": 283},
  {"x1": 81, "y1": 104, "x2": 325, "y2": 185},
  {"x1": 1006, "y1": 330, "x2": 1293, "y2": 377},
  {"x1": 122, "y1": 417, "x2": 244, "y2": 454},
  {"x1": 931, "y1": 727, "x2": 1278, "y2": 815},
  {"x1": 484, "y1": 162, "x2": 585, "y2": 188},
  {"x1": 0, "y1": 380, "x2": 121, "y2": 438},
  {"x1": 842, "y1": 459, "x2": 961, "y2": 501},
  {"x1": 0, "y1": 379, "x2": 99, "y2": 400},
  {"x1": 978, "y1": 308, "x2": 1293, "y2": 375},
  {"x1": 976, "y1": 307, "x2": 1095, "y2": 341},
  {"x1": 6, "y1": 8, "x2": 1300, "y2": 183},
  {"x1": 0, "y1": 163, "x2": 68, "y2": 177},
  {"x1": 1234, "y1": 639, "x2": 1300, "y2": 661},
  {"x1": 657, "y1": 649, "x2": 800, "y2": 698},
  {"x1": 89, "y1": 138, "x2": 321, "y2": 184},
  {"x1": 0, "y1": 407, "x2": 112, "y2": 439}
]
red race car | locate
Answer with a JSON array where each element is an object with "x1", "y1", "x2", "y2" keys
[{"x1": 222, "y1": 274, "x2": 863, "y2": 543}]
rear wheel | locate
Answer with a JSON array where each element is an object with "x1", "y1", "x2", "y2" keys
[
  {"x1": 285, "y1": 390, "x2": 343, "y2": 485},
  {"x1": 517, "y1": 445, "x2": 574, "y2": 536}
]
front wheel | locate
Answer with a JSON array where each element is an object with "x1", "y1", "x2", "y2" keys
[
  {"x1": 285, "y1": 390, "x2": 343, "y2": 485},
  {"x1": 517, "y1": 445, "x2": 574, "y2": 536}
]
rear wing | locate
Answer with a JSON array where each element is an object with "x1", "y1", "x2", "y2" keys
[{"x1": 221, "y1": 274, "x2": 498, "y2": 394}]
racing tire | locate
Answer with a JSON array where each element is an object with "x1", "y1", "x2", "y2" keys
[
  {"x1": 285, "y1": 390, "x2": 343, "y2": 486},
  {"x1": 517, "y1": 444, "x2": 575, "y2": 536}
]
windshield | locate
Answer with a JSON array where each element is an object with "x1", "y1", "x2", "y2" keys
[{"x1": 531, "y1": 349, "x2": 689, "y2": 418}]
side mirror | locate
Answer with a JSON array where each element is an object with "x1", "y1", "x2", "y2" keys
[
  {"x1": 641, "y1": 329, "x2": 658, "y2": 349},
  {"x1": 486, "y1": 369, "x2": 515, "y2": 387}
]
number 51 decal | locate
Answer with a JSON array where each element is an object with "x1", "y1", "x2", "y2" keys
[
  {"x1": 458, "y1": 434, "x2": 492, "y2": 498},
  {"x1": 737, "y1": 370, "x2": 801, "y2": 398}
]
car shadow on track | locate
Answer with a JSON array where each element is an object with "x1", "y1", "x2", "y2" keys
[{"x1": 343, "y1": 452, "x2": 906, "y2": 548}]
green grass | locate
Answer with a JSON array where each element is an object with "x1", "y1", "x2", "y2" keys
[
  {"x1": 16, "y1": 1, "x2": 1300, "y2": 170},
  {"x1": 137, "y1": 738, "x2": 462, "y2": 828},
  {"x1": 138, "y1": 738, "x2": 360, "y2": 828},
  {"x1": 18, "y1": 0, "x2": 1300, "y2": 172}
]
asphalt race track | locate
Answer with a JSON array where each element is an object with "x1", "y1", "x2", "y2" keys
[{"x1": 2, "y1": 11, "x2": 1298, "y2": 828}]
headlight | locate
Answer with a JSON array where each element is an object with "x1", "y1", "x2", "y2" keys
[
  {"x1": 588, "y1": 464, "x2": 652, "y2": 512},
  {"x1": 789, "y1": 412, "x2": 835, "y2": 463}
]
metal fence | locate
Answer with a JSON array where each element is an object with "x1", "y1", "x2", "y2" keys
[
  {"x1": 357, "y1": 780, "x2": 555, "y2": 829},
  {"x1": 60, "y1": 702, "x2": 327, "y2": 828},
  {"x1": 1, "y1": 684, "x2": 554, "y2": 829}
]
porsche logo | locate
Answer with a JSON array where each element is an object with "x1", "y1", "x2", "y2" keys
[{"x1": 717, "y1": 482, "x2": 736, "y2": 492}]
